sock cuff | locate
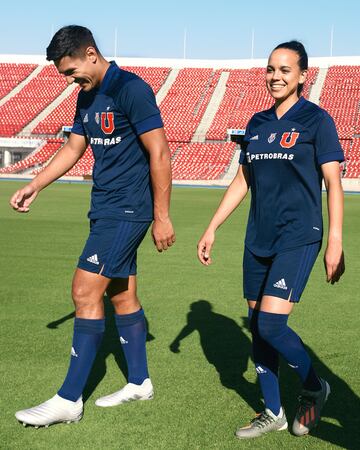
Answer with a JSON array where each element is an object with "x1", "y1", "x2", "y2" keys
[
  {"x1": 74, "y1": 317, "x2": 105, "y2": 334},
  {"x1": 115, "y1": 309, "x2": 144, "y2": 327},
  {"x1": 258, "y1": 310, "x2": 289, "y2": 325}
]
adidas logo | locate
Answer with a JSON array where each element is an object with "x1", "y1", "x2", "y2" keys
[
  {"x1": 87, "y1": 254, "x2": 99, "y2": 265},
  {"x1": 256, "y1": 365, "x2": 267, "y2": 374},
  {"x1": 71, "y1": 347, "x2": 78, "y2": 358},
  {"x1": 83, "y1": 113, "x2": 89, "y2": 123},
  {"x1": 120, "y1": 336, "x2": 128, "y2": 345},
  {"x1": 250, "y1": 135, "x2": 259, "y2": 140},
  {"x1": 273, "y1": 278, "x2": 288, "y2": 290}
]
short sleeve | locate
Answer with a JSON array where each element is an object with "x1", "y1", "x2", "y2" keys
[
  {"x1": 315, "y1": 112, "x2": 344, "y2": 165},
  {"x1": 239, "y1": 123, "x2": 251, "y2": 165},
  {"x1": 71, "y1": 95, "x2": 86, "y2": 136},
  {"x1": 118, "y1": 79, "x2": 163, "y2": 135}
]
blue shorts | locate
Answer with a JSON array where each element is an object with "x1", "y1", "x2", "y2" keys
[
  {"x1": 78, "y1": 219, "x2": 151, "y2": 279},
  {"x1": 243, "y1": 241, "x2": 321, "y2": 303}
]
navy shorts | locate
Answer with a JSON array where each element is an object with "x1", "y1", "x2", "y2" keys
[
  {"x1": 243, "y1": 241, "x2": 321, "y2": 303},
  {"x1": 78, "y1": 219, "x2": 151, "y2": 279}
]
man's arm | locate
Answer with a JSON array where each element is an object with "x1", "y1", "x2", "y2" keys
[
  {"x1": 322, "y1": 161, "x2": 345, "y2": 283},
  {"x1": 140, "y1": 127, "x2": 175, "y2": 252},
  {"x1": 10, "y1": 133, "x2": 87, "y2": 212}
]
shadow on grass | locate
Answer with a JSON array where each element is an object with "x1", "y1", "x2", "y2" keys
[
  {"x1": 303, "y1": 346, "x2": 360, "y2": 449},
  {"x1": 46, "y1": 296, "x2": 155, "y2": 403},
  {"x1": 169, "y1": 299, "x2": 360, "y2": 449},
  {"x1": 169, "y1": 299, "x2": 263, "y2": 412}
]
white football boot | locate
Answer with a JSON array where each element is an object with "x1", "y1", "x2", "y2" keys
[
  {"x1": 15, "y1": 394, "x2": 83, "y2": 428},
  {"x1": 95, "y1": 378, "x2": 154, "y2": 407}
]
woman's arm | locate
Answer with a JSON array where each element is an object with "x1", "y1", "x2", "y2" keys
[
  {"x1": 197, "y1": 164, "x2": 250, "y2": 265},
  {"x1": 322, "y1": 161, "x2": 345, "y2": 283}
]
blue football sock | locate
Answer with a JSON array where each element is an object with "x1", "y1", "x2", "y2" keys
[
  {"x1": 257, "y1": 311, "x2": 321, "y2": 391},
  {"x1": 58, "y1": 318, "x2": 105, "y2": 402},
  {"x1": 248, "y1": 308, "x2": 281, "y2": 416},
  {"x1": 115, "y1": 309, "x2": 149, "y2": 385}
]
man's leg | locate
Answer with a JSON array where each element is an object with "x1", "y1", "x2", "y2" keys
[
  {"x1": 95, "y1": 275, "x2": 153, "y2": 407},
  {"x1": 57, "y1": 269, "x2": 110, "y2": 400},
  {"x1": 15, "y1": 269, "x2": 110, "y2": 427}
]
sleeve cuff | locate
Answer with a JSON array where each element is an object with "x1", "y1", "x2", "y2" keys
[
  {"x1": 134, "y1": 114, "x2": 163, "y2": 135},
  {"x1": 317, "y1": 151, "x2": 344, "y2": 165},
  {"x1": 239, "y1": 151, "x2": 248, "y2": 165},
  {"x1": 70, "y1": 124, "x2": 85, "y2": 136}
]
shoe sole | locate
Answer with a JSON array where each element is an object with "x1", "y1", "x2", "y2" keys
[
  {"x1": 18, "y1": 414, "x2": 83, "y2": 428},
  {"x1": 235, "y1": 421, "x2": 288, "y2": 439},
  {"x1": 95, "y1": 392, "x2": 154, "y2": 408}
]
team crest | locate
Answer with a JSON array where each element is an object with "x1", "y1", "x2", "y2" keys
[
  {"x1": 268, "y1": 133, "x2": 277, "y2": 143},
  {"x1": 101, "y1": 112, "x2": 115, "y2": 134},
  {"x1": 95, "y1": 112, "x2": 100, "y2": 125},
  {"x1": 280, "y1": 129, "x2": 300, "y2": 148}
]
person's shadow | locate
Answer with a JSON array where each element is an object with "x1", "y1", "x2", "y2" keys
[
  {"x1": 299, "y1": 345, "x2": 360, "y2": 449},
  {"x1": 169, "y1": 299, "x2": 360, "y2": 448},
  {"x1": 169, "y1": 299, "x2": 263, "y2": 412},
  {"x1": 46, "y1": 296, "x2": 155, "y2": 402}
]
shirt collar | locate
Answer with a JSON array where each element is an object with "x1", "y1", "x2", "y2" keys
[
  {"x1": 269, "y1": 96, "x2": 306, "y2": 121},
  {"x1": 98, "y1": 61, "x2": 119, "y2": 94}
]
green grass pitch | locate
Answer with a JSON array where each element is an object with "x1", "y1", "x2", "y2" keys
[{"x1": 1, "y1": 180, "x2": 359, "y2": 449}]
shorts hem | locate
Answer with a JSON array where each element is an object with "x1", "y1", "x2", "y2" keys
[
  {"x1": 263, "y1": 289, "x2": 300, "y2": 303},
  {"x1": 101, "y1": 270, "x2": 137, "y2": 279},
  {"x1": 77, "y1": 260, "x2": 102, "y2": 275},
  {"x1": 244, "y1": 292, "x2": 261, "y2": 301}
]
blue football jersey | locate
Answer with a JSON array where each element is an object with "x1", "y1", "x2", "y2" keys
[
  {"x1": 72, "y1": 61, "x2": 163, "y2": 221},
  {"x1": 239, "y1": 97, "x2": 344, "y2": 257}
]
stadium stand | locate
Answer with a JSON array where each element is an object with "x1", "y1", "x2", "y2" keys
[
  {"x1": 171, "y1": 142, "x2": 236, "y2": 180},
  {"x1": 32, "y1": 87, "x2": 80, "y2": 136},
  {"x1": 0, "y1": 138, "x2": 63, "y2": 174},
  {"x1": 206, "y1": 67, "x2": 319, "y2": 141},
  {"x1": 160, "y1": 68, "x2": 221, "y2": 142},
  {"x1": 121, "y1": 66, "x2": 170, "y2": 94},
  {"x1": 0, "y1": 63, "x2": 37, "y2": 100},
  {"x1": 343, "y1": 138, "x2": 360, "y2": 178},
  {"x1": 320, "y1": 66, "x2": 360, "y2": 139},
  {"x1": 1, "y1": 59, "x2": 360, "y2": 180},
  {"x1": 0, "y1": 65, "x2": 67, "y2": 137},
  {"x1": 64, "y1": 146, "x2": 94, "y2": 177}
]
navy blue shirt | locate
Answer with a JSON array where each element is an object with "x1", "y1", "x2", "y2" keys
[
  {"x1": 72, "y1": 61, "x2": 163, "y2": 221},
  {"x1": 239, "y1": 97, "x2": 344, "y2": 257}
]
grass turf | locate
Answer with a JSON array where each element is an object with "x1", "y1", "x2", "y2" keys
[{"x1": 0, "y1": 180, "x2": 359, "y2": 449}]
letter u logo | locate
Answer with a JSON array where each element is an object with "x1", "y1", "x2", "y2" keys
[
  {"x1": 101, "y1": 112, "x2": 115, "y2": 134},
  {"x1": 280, "y1": 131, "x2": 300, "y2": 148}
]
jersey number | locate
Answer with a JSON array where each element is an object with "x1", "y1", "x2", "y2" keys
[
  {"x1": 101, "y1": 112, "x2": 115, "y2": 134},
  {"x1": 280, "y1": 132, "x2": 299, "y2": 149}
]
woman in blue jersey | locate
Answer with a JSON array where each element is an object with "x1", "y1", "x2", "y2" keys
[{"x1": 197, "y1": 41, "x2": 345, "y2": 439}]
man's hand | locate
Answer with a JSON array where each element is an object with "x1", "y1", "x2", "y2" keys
[
  {"x1": 197, "y1": 229, "x2": 215, "y2": 266},
  {"x1": 151, "y1": 217, "x2": 175, "y2": 252},
  {"x1": 10, "y1": 184, "x2": 39, "y2": 213},
  {"x1": 324, "y1": 240, "x2": 345, "y2": 284}
]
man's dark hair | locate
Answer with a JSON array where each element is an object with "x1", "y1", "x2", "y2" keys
[
  {"x1": 273, "y1": 40, "x2": 308, "y2": 95},
  {"x1": 46, "y1": 25, "x2": 99, "y2": 62}
]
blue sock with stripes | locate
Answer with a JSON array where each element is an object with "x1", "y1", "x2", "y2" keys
[
  {"x1": 115, "y1": 309, "x2": 149, "y2": 385},
  {"x1": 58, "y1": 318, "x2": 105, "y2": 401},
  {"x1": 257, "y1": 311, "x2": 321, "y2": 391},
  {"x1": 248, "y1": 308, "x2": 281, "y2": 416}
]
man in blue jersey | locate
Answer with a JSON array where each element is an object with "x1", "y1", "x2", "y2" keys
[{"x1": 10, "y1": 25, "x2": 175, "y2": 427}]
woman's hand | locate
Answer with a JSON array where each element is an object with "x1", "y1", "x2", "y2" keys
[{"x1": 197, "y1": 229, "x2": 215, "y2": 266}]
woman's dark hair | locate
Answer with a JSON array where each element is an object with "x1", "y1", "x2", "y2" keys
[
  {"x1": 273, "y1": 40, "x2": 308, "y2": 95},
  {"x1": 46, "y1": 25, "x2": 99, "y2": 62}
]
